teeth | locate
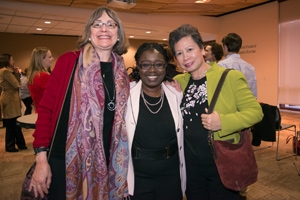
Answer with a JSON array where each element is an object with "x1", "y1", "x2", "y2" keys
[{"x1": 148, "y1": 76, "x2": 157, "y2": 79}]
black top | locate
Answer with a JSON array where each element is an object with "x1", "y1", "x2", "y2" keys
[
  {"x1": 100, "y1": 62, "x2": 115, "y2": 166},
  {"x1": 181, "y1": 77, "x2": 214, "y2": 165},
  {"x1": 132, "y1": 92, "x2": 179, "y2": 175}
]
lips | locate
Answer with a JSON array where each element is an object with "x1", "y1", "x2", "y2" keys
[{"x1": 184, "y1": 61, "x2": 193, "y2": 68}]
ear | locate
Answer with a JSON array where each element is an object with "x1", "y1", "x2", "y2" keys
[{"x1": 223, "y1": 44, "x2": 228, "y2": 51}]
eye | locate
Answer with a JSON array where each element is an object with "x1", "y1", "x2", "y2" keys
[
  {"x1": 140, "y1": 63, "x2": 151, "y2": 69},
  {"x1": 154, "y1": 63, "x2": 166, "y2": 69},
  {"x1": 187, "y1": 47, "x2": 193, "y2": 52},
  {"x1": 107, "y1": 22, "x2": 117, "y2": 29},
  {"x1": 175, "y1": 51, "x2": 182, "y2": 57}
]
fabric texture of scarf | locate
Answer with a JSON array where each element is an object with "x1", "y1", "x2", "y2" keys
[{"x1": 65, "y1": 43, "x2": 129, "y2": 200}]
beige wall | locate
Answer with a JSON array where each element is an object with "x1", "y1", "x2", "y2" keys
[
  {"x1": 0, "y1": 32, "x2": 167, "y2": 72},
  {"x1": 217, "y1": 2, "x2": 279, "y2": 105},
  {"x1": 0, "y1": 1, "x2": 281, "y2": 105}
]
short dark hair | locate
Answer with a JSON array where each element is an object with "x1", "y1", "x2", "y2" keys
[
  {"x1": 0, "y1": 53, "x2": 11, "y2": 68},
  {"x1": 130, "y1": 42, "x2": 172, "y2": 82},
  {"x1": 221, "y1": 33, "x2": 242, "y2": 53},
  {"x1": 168, "y1": 24, "x2": 204, "y2": 56},
  {"x1": 209, "y1": 42, "x2": 223, "y2": 62}
]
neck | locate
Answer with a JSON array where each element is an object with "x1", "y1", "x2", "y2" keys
[
  {"x1": 96, "y1": 49, "x2": 112, "y2": 62},
  {"x1": 142, "y1": 85, "x2": 162, "y2": 97},
  {"x1": 191, "y1": 63, "x2": 210, "y2": 80}
]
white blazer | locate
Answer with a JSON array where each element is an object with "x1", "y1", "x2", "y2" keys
[{"x1": 126, "y1": 80, "x2": 186, "y2": 196}]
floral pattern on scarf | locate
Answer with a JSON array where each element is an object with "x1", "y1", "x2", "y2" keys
[{"x1": 65, "y1": 43, "x2": 129, "y2": 200}]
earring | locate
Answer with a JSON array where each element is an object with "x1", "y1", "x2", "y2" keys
[
  {"x1": 117, "y1": 38, "x2": 120, "y2": 41},
  {"x1": 88, "y1": 38, "x2": 91, "y2": 41}
]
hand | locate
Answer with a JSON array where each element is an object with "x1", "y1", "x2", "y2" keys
[
  {"x1": 29, "y1": 152, "x2": 52, "y2": 198},
  {"x1": 201, "y1": 108, "x2": 221, "y2": 131},
  {"x1": 165, "y1": 79, "x2": 182, "y2": 92}
]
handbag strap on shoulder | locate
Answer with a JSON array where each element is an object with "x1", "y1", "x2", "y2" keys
[
  {"x1": 208, "y1": 68, "x2": 232, "y2": 114},
  {"x1": 207, "y1": 69, "x2": 231, "y2": 158}
]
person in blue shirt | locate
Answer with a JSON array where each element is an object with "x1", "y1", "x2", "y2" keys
[{"x1": 218, "y1": 33, "x2": 257, "y2": 98}]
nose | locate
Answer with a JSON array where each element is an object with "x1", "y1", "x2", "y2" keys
[{"x1": 100, "y1": 25, "x2": 108, "y2": 31}]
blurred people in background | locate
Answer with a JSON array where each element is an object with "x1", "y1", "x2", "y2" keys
[
  {"x1": 163, "y1": 45, "x2": 183, "y2": 78},
  {"x1": 218, "y1": 33, "x2": 257, "y2": 98},
  {"x1": 27, "y1": 47, "x2": 54, "y2": 111},
  {"x1": 19, "y1": 68, "x2": 33, "y2": 115},
  {"x1": 0, "y1": 54, "x2": 27, "y2": 152},
  {"x1": 204, "y1": 42, "x2": 224, "y2": 63}
]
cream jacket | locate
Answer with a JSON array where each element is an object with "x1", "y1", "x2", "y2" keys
[{"x1": 126, "y1": 80, "x2": 186, "y2": 196}]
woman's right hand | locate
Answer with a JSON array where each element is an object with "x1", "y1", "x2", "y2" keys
[{"x1": 29, "y1": 152, "x2": 52, "y2": 198}]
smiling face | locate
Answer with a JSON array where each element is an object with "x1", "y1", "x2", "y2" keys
[
  {"x1": 174, "y1": 36, "x2": 206, "y2": 74},
  {"x1": 90, "y1": 11, "x2": 118, "y2": 53},
  {"x1": 137, "y1": 49, "x2": 166, "y2": 93}
]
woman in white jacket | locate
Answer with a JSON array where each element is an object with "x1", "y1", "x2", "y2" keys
[{"x1": 126, "y1": 43, "x2": 186, "y2": 200}]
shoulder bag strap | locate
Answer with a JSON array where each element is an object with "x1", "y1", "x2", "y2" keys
[
  {"x1": 208, "y1": 68, "x2": 232, "y2": 114},
  {"x1": 207, "y1": 68, "x2": 232, "y2": 157}
]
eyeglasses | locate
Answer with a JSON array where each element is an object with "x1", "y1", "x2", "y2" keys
[
  {"x1": 138, "y1": 63, "x2": 167, "y2": 70},
  {"x1": 91, "y1": 21, "x2": 118, "y2": 29}
]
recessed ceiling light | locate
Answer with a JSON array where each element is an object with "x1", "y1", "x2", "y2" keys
[
  {"x1": 163, "y1": 38, "x2": 167, "y2": 41},
  {"x1": 146, "y1": 31, "x2": 151, "y2": 34},
  {"x1": 36, "y1": 28, "x2": 42, "y2": 31},
  {"x1": 195, "y1": 0, "x2": 211, "y2": 3},
  {"x1": 44, "y1": 21, "x2": 51, "y2": 24},
  {"x1": 129, "y1": 35, "x2": 134, "y2": 38}
]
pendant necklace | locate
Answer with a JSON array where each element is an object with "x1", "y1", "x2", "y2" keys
[
  {"x1": 141, "y1": 89, "x2": 164, "y2": 114},
  {"x1": 102, "y1": 74, "x2": 116, "y2": 111}
]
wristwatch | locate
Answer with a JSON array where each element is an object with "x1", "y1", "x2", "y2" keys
[{"x1": 33, "y1": 147, "x2": 49, "y2": 155}]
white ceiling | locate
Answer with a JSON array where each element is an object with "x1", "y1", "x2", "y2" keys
[{"x1": 0, "y1": 0, "x2": 276, "y2": 41}]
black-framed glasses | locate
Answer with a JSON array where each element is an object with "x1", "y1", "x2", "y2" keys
[
  {"x1": 138, "y1": 63, "x2": 167, "y2": 70},
  {"x1": 91, "y1": 21, "x2": 118, "y2": 29}
]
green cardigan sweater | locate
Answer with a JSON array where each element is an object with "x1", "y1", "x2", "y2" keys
[{"x1": 174, "y1": 62, "x2": 263, "y2": 143}]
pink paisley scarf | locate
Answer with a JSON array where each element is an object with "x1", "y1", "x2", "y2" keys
[{"x1": 65, "y1": 43, "x2": 129, "y2": 199}]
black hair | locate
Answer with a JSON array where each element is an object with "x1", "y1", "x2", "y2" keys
[
  {"x1": 169, "y1": 24, "x2": 204, "y2": 56},
  {"x1": 221, "y1": 33, "x2": 242, "y2": 53},
  {"x1": 131, "y1": 43, "x2": 173, "y2": 82},
  {"x1": 0, "y1": 53, "x2": 11, "y2": 68},
  {"x1": 209, "y1": 42, "x2": 224, "y2": 62}
]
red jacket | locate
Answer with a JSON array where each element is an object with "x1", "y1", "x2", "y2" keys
[
  {"x1": 28, "y1": 72, "x2": 50, "y2": 111},
  {"x1": 33, "y1": 51, "x2": 79, "y2": 147}
]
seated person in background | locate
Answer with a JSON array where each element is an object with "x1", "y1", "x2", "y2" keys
[
  {"x1": 19, "y1": 68, "x2": 33, "y2": 115},
  {"x1": 126, "y1": 42, "x2": 186, "y2": 200},
  {"x1": 204, "y1": 42, "x2": 224, "y2": 63},
  {"x1": 27, "y1": 47, "x2": 54, "y2": 111}
]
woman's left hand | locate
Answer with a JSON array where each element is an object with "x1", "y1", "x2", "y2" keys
[{"x1": 201, "y1": 108, "x2": 221, "y2": 131}]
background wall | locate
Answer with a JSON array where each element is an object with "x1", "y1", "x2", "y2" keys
[
  {"x1": 0, "y1": 1, "x2": 287, "y2": 106},
  {"x1": 278, "y1": 0, "x2": 300, "y2": 106},
  {"x1": 0, "y1": 32, "x2": 167, "y2": 72},
  {"x1": 217, "y1": 2, "x2": 278, "y2": 105}
]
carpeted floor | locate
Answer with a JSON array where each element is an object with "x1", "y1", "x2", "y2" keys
[{"x1": 0, "y1": 110, "x2": 299, "y2": 200}]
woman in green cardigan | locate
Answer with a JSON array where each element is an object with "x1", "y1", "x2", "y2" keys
[{"x1": 168, "y1": 24, "x2": 263, "y2": 200}]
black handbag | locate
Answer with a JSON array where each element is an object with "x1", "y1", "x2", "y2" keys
[
  {"x1": 207, "y1": 69, "x2": 258, "y2": 191},
  {"x1": 20, "y1": 162, "x2": 49, "y2": 200}
]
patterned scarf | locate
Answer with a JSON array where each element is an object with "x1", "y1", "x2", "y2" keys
[{"x1": 65, "y1": 43, "x2": 129, "y2": 199}]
